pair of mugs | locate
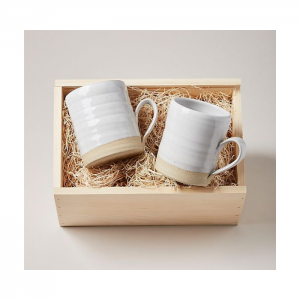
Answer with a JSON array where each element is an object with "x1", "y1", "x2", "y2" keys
[{"x1": 66, "y1": 80, "x2": 246, "y2": 186}]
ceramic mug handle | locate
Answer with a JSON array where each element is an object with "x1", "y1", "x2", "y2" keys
[
  {"x1": 135, "y1": 99, "x2": 158, "y2": 143},
  {"x1": 211, "y1": 137, "x2": 247, "y2": 175}
]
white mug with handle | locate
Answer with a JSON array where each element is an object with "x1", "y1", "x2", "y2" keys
[
  {"x1": 155, "y1": 97, "x2": 246, "y2": 186},
  {"x1": 66, "y1": 80, "x2": 158, "y2": 168}
]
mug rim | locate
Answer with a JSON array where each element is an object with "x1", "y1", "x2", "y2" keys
[
  {"x1": 173, "y1": 97, "x2": 231, "y2": 118},
  {"x1": 66, "y1": 80, "x2": 126, "y2": 103}
]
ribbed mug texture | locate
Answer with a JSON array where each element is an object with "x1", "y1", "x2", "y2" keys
[
  {"x1": 157, "y1": 98, "x2": 231, "y2": 174},
  {"x1": 66, "y1": 80, "x2": 140, "y2": 156}
]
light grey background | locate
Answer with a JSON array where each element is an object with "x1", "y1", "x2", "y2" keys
[{"x1": 25, "y1": 31, "x2": 276, "y2": 270}]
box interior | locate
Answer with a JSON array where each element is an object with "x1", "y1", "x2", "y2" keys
[{"x1": 60, "y1": 85, "x2": 239, "y2": 189}]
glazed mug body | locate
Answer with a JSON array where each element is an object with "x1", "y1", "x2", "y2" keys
[
  {"x1": 155, "y1": 97, "x2": 246, "y2": 186},
  {"x1": 66, "y1": 80, "x2": 157, "y2": 168}
]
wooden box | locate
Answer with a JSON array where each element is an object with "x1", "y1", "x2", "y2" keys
[{"x1": 53, "y1": 79, "x2": 246, "y2": 226}]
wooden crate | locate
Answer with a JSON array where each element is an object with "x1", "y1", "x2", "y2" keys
[{"x1": 53, "y1": 79, "x2": 246, "y2": 226}]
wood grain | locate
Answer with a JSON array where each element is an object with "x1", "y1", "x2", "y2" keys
[
  {"x1": 54, "y1": 187, "x2": 246, "y2": 226},
  {"x1": 232, "y1": 87, "x2": 245, "y2": 186},
  {"x1": 55, "y1": 78, "x2": 241, "y2": 88},
  {"x1": 53, "y1": 87, "x2": 63, "y2": 188}
]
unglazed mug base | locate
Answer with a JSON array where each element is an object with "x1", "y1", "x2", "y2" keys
[
  {"x1": 155, "y1": 155, "x2": 214, "y2": 187},
  {"x1": 82, "y1": 136, "x2": 144, "y2": 168}
]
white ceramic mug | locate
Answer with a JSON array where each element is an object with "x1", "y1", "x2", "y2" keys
[
  {"x1": 155, "y1": 97, "x2": 246, "y2": 186},
  {"x1": 66, "y1": 80, "x2": 158, "y2": 168}
]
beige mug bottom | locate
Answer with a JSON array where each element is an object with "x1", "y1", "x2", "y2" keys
[
  {"x1": 82, "y1": 136, "x2": 144, "y2": 168},
  {"x1": 155, "y1": 155, "x2": 214, "y2": 186}
]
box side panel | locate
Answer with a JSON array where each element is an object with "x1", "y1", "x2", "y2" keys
[
  {"x1": 53, "y1": 87, "x2": 63, "y2": 188},
  {"x1": 54, "y1": 188, "x2": 246, "y2": 226},
  {"x1": 232, "y1": 87, "x2": 246, "y2": 186},
  {"x1": 55, "y1": 78, "x2": 241, "y2": 87}
]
